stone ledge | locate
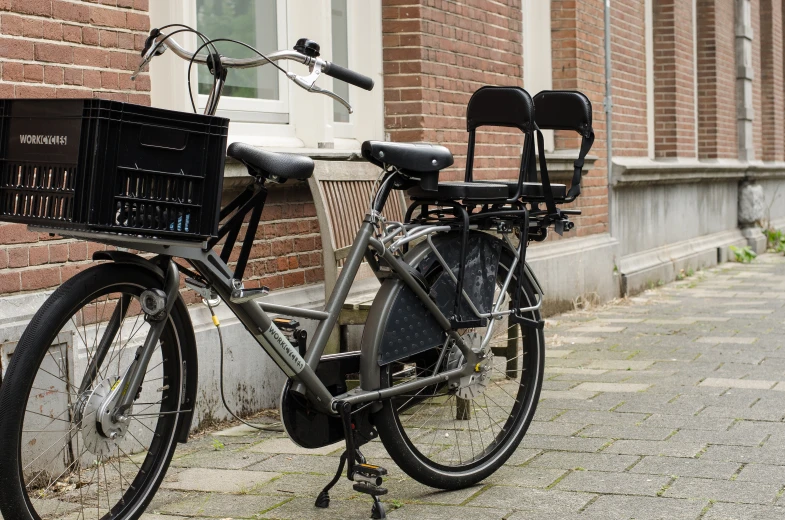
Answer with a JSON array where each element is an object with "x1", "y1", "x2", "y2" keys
[{"x1": 613, "y1": 157, "x2": 785, "y2": 187}]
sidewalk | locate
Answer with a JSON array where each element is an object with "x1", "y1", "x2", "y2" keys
[{"x1": 111, "y1": 254, "x2": 785, "y2": 518}]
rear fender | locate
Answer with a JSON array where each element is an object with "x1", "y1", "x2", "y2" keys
[
  {"x1": 359, "y1": 232, "x2": 527, "y2": 392},
  {"x1": 92, "y1": 251, "x2": 198, "y2": 443}
]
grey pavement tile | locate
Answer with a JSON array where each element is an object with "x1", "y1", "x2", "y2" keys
[
  {"x1": 667, "y1": 428, "x2": 769, "y2": 448},
  {"x1": 160, "y1": 468, "x2": 280, "y2": 494},
  {"x1": 735, "y1": 464, "x2": 785, "y2": 484},
  {"x1": 579, "y1": 495, "x2": 708, "y2": 520},
  {"x1": 526, "y1": 451, "x2": 639, "y2": 472},
  {"x1": 553, "y1": 410, "x2": 649, "y2": 426},
  {"x1": 170, "y1": 447, "x2": 274, "y2": 470},
  {"x1": 260, "y1": 498, "x2": 392, "y2": 520},
  {"x1": 702, "y1": 502, "x2": 785, "y2": 520},
  {"x1": 663, "y1": 477, "x2": 781, "y2": 505},
  {"x1": 158, "y1": 493, "x2": 287, "y2": 518},
  {"x1": 527, "y1": 421, "x2": 586, "y2": 437},
  {"x1": 485, "y1": 466, "x2": 567, "y2": 488},
  {"x1": 603, "y1": 440, "x2": 706, "y2": 458},
  {"x1": 554, "y1": 470, "x2": 670, "y2": 496},
  {"x1": 578, "y1": 424, "x2": 674, "y2": 441},
  {"x1": 520, "y1": 434, "x2": 611, "y2": 453},
  {"x1": 628, "y1": 456, "x2": 740, "y2": 479},
  {"x1": 468, "y1": 486, "x2": 593, "y2": 515},
  {"x1": 641, "y1": 414, "x2": 736, "y2": 431},
  {"x1": 386, "y1": 503, "x2": 512, "y2": 520}
]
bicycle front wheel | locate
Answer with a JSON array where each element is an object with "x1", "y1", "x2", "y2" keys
[
  {"x1": 374, "y1": 246, "x2": 544, "y2": 489},
  {"x1": 0, "y1": 264, "x2": 189, "y2": 520}
]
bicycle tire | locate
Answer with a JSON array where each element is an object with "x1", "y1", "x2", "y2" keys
[
  {"x1": 373, "y1": 242, "x2": 544, "y2": 489},
  {"x1": 0, "y1": 264, "x2": 190, "y2": 520}
]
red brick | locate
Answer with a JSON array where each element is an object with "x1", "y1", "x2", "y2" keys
[
  {"x1": 68, "y1": 242, "x2": 88, "y2": 262},
  {"x1": 8, "y1": 247, "x2": 28, "y2": 268},
  {"x1": 99, "y1": 29, "x2": 118, "y2": 48},
  {"x1": 2, "y1": 61, "x2": 23, "y2": 81},
  {"x1": 21, "y1": 267, "x2": 60, "y2": 291},
  {"x1": 53, "y1": 1, "x2": 91, "y2": 23},
  {"x1": 133, "y1": 0, "x2": 148, "y2": 10},
  {"x1": 23, "y1": 63, "x2": 43, "y2": 82},
  {"x1": 0, "y1": 272, "x2": 21, "y2": 294},
  {"x1": 0, "y1": 224, "x2": 39, "y2": 244},
  {"x1": 74, "y1": 47, "x2": 109, "y2": 67},
  {"x1": 82, "y1": 26, "x2": 99, "y2": 45},
  {"x1": 83, "y1": 69, "x2": 101, "y2": 88},
  {"x1": 11, "y1": 0, "x2": 51, "y2": 17},
  {"x1": 0, "y1": 14, "x2": 24, "y2": 36},
  {"x1": 35, "y1": 42, "x2": 73, "y2": 64},
  {"x1": 44, "y1": 65, "x2": 64, "y2": 85},
  {"x1": 126, "y1": 12, "x2": 148, "y2": 31},
  {"x1": 0, "y1": 37, "x2": 34, "y2": 59},
  {"x1": 63, "y1": 24, "x2": 82, "y2": 43},
  {"x1": 90, "y1": 6, "x2": 126, "y2": 28},
  {"x1": 43, "y1": 20, "x2": 63, "y2": 41},
  {"x1": 117, "y1": 31, "x2": 134, "y2": 49},
  {"x1": 48, "y1": 243, "x2": 68, "y2": 263},
  {"x1": 101, "y1": 70, "x2": 118, "y2": 89},
  {"x1": 29, "y1": 245, "x2": 49, "y2": 266}
]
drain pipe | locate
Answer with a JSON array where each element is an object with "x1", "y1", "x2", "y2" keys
[{"x1": 604, "y1": 0, "x2": 614, "y2": 237}]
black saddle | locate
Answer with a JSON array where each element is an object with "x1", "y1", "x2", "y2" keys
[
  {"x1": 228, "y1": 142, "x2": 314, "y2": 180},
  {"x1": 361, "y1": 141, "x2": 453, "y2": 173}
]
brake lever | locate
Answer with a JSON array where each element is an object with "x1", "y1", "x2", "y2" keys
[
  {"x1": 286, "y1": 58, "x2": 353, "y2": 114},
  {"x1": 131, "y1": 37, "x2": 167, "y2": 81}
]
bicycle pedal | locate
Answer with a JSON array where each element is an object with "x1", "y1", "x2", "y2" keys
[
  {"x1": 273, "y1": 317, "x2": 300, "y2": 330},
  {"x1": 355, "y1": 463, "x2": 387, "y2": 479},
  {"x1": 352, "y1": 481, "x2": 388, "y2": 497}
]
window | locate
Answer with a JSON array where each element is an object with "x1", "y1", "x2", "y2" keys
[
  {"x1": 149, "y1": 0, "x2": 384, "y2": 150},
  {"x1": 196, "y1": 0, "x2": 288, "y2": 123},
  {"x1": 332, "y1": 0, "x2": 350, "y2": 124}
]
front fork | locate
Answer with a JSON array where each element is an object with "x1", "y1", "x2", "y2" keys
[{"x1": 83, "y1": 260, "x2": 180, "y2": 423}]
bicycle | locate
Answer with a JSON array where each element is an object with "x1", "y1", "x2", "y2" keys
[{"x1": 0, "y1": 25, "x2": 594, "y2": 520}]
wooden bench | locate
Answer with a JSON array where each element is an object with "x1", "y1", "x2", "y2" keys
[{"x1": 307, "y1": 160, "x2": 407, "y2": 353}]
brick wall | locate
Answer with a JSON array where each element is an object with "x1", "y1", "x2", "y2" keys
[
  {"x1": 214, "y1": 183, "x2": 324, "y2": 297},
  {"x1": 696, "y1": 0, "x2": 738, "y2": 159},
  {"x1": 551, "y1": 0, "x2": 608, "y2": 237},
  {"x1": 760, "y1": 0, "x2": 785, "y2": 161},
  {"x1": 0, "y1": 0, "x2": 152, "y2": 295},
  {"x1": 610, "y1": 0, "x2": 648, "y2": 157},
  {"x1": 653, "y1": 0, "x2": 697, "y2": 158},
  {"x1": 382, "y1": 0, "x2": 524, "y2": 183}
]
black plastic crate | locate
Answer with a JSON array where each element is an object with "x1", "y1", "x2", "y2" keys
[{"x1": 0, "y1": 99, "x2": 229, "y2": 241}]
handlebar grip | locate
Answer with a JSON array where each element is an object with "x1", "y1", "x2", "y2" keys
[{"x1": 324, "y1": 62, "x2": 374, "y2": 91}]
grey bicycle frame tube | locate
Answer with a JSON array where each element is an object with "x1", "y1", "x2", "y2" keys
[{"x1": 30, "y1": 220, "x2": 477, "y2": 416}]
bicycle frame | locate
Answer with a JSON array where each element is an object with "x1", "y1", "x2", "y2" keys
[{"x1": 30, "y1": 170, "x2": 489, "y2": 417}]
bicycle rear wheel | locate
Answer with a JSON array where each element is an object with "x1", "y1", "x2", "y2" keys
[
  {"x1": 374, "y1": 245, "x2": 544, "y2": 489},
  {"x1": 0, "y1": 264, "x2": 189, "y2": 520}
]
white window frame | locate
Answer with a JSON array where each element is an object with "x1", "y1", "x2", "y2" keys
[
  {"x1": 522, "y1": 0, "x2": 554, "y2": 152},
  {"x1": 332, "y1": 0, "x2": 354, "y2": 139},
  {"x1": 196, "y1": 0, "x2": 290, "y2": 122}
]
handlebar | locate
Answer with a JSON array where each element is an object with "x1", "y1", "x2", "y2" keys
[
  {"x1": 322, "y1": 61, "x2": 374, "y2": 91},
  {"x1": 133, "y1": 27, "x2": 374, "y2": 116}
]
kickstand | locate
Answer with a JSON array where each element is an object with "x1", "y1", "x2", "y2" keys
[{"x1": 314, "y1": 451, "x2": 347, "y2": 508}]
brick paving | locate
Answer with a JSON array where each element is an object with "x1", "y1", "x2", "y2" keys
[
  {"x1": 131, "y1": 253, "x2": 785, "y2": 520},
  {"x1": 9, "y1": 253, "x2": 785, "y2": 520}
]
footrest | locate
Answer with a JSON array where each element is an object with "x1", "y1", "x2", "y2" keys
[
  {"x1": 353, "y1": 481, "x2": 388, "y2": 496},
  {"x1": 355, "y1": 463, "x2": 388, "y2": 479}
]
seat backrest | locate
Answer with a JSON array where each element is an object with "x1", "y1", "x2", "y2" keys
[
  {"x1": 307, "y1": 161, "x2": 407, "y2": 297},
  {"x1": 464, "y1": 86, "x2": 535, "y2": 195},
  {"x1": 532, "y1": 90, "x2": 593, "y2": 137},
  {"x1": 466, "y1": 86, "x2": 535, "y2": 132}
]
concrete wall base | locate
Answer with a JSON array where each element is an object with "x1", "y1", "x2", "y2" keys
[
  {"x1": 526, "y1": 234, "x2": 621, "y2": 316},
  {"x1": 619, "y1": 229, "x2": 748, "y2": 295}
]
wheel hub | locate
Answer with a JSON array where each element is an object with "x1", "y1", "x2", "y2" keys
[
  {"x1": 81, "y1": 378, "x2": 130, "y2": 457},
  {"x1": 447, "y1": 332, "x2": 493, "y2": 400}
]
